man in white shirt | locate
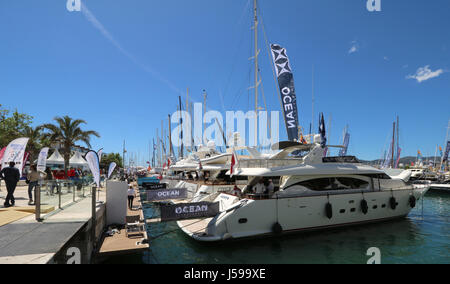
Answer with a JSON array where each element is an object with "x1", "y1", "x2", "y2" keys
[
  {"x1": 127, "y1": 184, "x2": 135, "y2": 210},
  {"x1": 252, "y1": 180, "x2": 265, "y2": 195},
  {"x1": 266, "y1": 179, "x2": 275, "y2": 196}
]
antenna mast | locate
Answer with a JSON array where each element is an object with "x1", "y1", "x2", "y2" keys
[
  {"x1": 312, "y1": 65, "x2": 315, "y2": 135},
  {"x1": 253, "y1": 0, "x2": 259, "y2": 146}
]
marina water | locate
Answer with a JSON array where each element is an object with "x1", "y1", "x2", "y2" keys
[{"x1": 104, "y1": 191, "x2": 449, "y2": 264}]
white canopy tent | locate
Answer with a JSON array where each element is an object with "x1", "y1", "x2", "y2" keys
[
  {"x1": 69, "y1": 151, "x2": 88, "y2": 169},
  {"x1": 46, "y1": 149, "x2": 64, "y2": 166}
]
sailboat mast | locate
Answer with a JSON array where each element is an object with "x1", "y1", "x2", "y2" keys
[
  {"x1": 253, "y1": 0, "x2": 259, "y2": 146},
  {"x1": 179, "y1": 96, "x2": 184, "y2": 159},
  {"x1": 312, "y1": 65, "x2": 315, "y2": 136},
  {"x1": 442, "y1": 120, "x2": 450, "y2": 169},
  {"x1": 203, "y1": 90, "x2": 207, "y2": 143},
  {"x1": 123, "y1": 140, "x2": 126, "y2": 169},
  {"x1": 168, "y1": 114, "x2": 172, "y2": 158},
  {"x1": 391, "y1": 122, "x2": 396, "y2": 168},
  {"x1": 161, "y1": 121, "x2": 164, "y2": 165},
  {"x1": 396, "y1": 116, "x2": 400, "y2": 167}
]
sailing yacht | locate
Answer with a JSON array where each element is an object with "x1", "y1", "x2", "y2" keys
[{"x1": 177, "y1": 139, "x2": 429, "y2": 242}]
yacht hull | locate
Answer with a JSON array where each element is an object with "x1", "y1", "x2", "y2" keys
[{"x1": 179, "y1": 186, "x2": 429, "y2": 242}]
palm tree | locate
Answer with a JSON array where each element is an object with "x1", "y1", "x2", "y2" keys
[
  {"x1": 41, "y1": 116, "x2": 100, "y2": 178},
  {"x1": 22, "y1": 126, "x2": 44, "y2": 163}
]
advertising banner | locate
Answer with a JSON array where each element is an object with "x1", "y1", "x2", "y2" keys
[
  {"x1": 85, "y1": 150, "x2": 100, "y2": 187},
  {"x1": 146, "y1": 187, "x2": 187, "y2": 202},
  {"x1": 37, "y1": 147, "x2": 50, "y2": 172},
  {"x1": 160, "y1": 202, "x2": 220, "y2": 222}
]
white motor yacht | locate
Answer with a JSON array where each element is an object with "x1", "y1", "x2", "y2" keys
[{"x1": 177, "y1": 141, "x2": 430, "y2": 242}]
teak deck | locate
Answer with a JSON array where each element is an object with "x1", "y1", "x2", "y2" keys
[{"x1": 97, "y1": 185, "x2": 149, "y2": 257}]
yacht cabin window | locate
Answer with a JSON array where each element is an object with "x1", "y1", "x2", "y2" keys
[{"x1": 286, "y1": 177, "x2": 370, "y2": 191}]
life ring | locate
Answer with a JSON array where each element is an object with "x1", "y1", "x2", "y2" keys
[
  {"x1": 361, "y1": 199, "x2": 369, "y2": 215},
  {"x1": 272, "y1": 222, "x2": 283, "y2": 234},
  {"x1": 390, "y1": 197, "x2": 397, "y2": 210},
  {"x1": 409, "y1": 195, "x2": 416, "y2": 208},
  {"x1": 325, "y1": 202, "x2": 333, "y2": 219}
]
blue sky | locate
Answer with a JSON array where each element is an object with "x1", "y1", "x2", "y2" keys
[{"x1": 0, "y1": 0, "x2": 449, "y2": 164}]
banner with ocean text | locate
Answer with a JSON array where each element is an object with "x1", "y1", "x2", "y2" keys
[
  {"x1": 146, "y1": 187, "x2": 187, "y2": 202},
  {"x1": 160, "y1": 202, "x2": 220, "y2": 222},
  {"x1": 270, "y1": 44, "x2": 299, "y2": 142}
]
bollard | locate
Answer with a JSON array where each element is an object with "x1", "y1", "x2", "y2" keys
[
  {"x1": 91, "y1": 186, "x2": 97, "y2": 246},
  {"x1": 35, "y1": 185, "x2": 42, "y2": 222},
  {"x1": 58, "y1": 182, "x2": 62, "y2": 209}
]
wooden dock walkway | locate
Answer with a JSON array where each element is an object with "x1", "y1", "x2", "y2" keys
[{"x1": 96, "y1": 184, "x2": 149, "y2": 258}]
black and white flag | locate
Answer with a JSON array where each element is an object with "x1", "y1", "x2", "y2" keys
[{"x1": 270, "y1": 44, "x2": 300, "y2": 142}]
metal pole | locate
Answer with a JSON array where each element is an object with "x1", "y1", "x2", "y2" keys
[
  {"x1": 253, "y1": 0, "x2": 259, "y2": 146},
  {"x1": 91, "y1": 186, "x2": 97, "y2": 245},
  {"x1": 391, "y1": 122, "x2": 396, "y2": 168},
  {"x1": 35, "y1": 185, "x2": 42, "y2": 222},
  {"x1": 58, "y1": 181, "x2": 62, "y2": 209}
]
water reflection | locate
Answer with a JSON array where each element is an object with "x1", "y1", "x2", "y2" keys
[{"x1": 103, "y1": 191, "x2": 450, "y2": 264}]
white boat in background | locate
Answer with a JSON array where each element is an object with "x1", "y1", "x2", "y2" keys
[
  {"x1": 429, "y1": 180, "x2": 450, "y2": 192},
  {"x1": 177, "y1": 141, "x2": 429, "y2": 242},
  {"x1": 410, "y1": 167, "x2": 438, "y2": 181}
]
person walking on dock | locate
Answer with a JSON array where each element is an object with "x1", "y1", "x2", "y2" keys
[
  {"x1": 127, "y1": 184, "x2": 136, "y2": 210},
  {"x1": 0, "y1": 162, "x2": 20, "y2": 208},
  {"x1": 26, "y1": 165, "x2": 46, "y2": 205}
]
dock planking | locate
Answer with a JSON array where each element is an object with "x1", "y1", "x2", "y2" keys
[{"x1": 97, "y1": 184, "x2": 149, "y2": 258}]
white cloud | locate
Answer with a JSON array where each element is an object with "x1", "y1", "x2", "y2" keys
[
  {"x1": 80, "y1": 2, "x2": 183, "y2": 96},
  {"x1": 348, "y1": 41, "x2": 359, "y2": 54},
  {"x1": 406, "y1": 65, "x2": 445, "y2": 83}
]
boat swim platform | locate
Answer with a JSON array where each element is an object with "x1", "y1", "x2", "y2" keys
[{"x1": 96, "y1": 185, "x2": 149, "y2": 258}]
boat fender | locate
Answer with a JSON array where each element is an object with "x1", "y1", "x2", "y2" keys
[
  {"x1": 409, "y1": 195, "x2": 416, "y2": 208},
  {"x1": 325, "y1": 203, "x2": 333, "y2": 219},
  {"x1": 390, "y1": 197, "x2": 397, "y2": 210},
  {"x1": 361, "y1": 199, "x2": 368, "y2": 215},
  {"x1": 272, "y1": 222, "x2": 283, "y2": 234},
  {"x1": 223, "y1": 233, "x2": 232, "y2": 240}
]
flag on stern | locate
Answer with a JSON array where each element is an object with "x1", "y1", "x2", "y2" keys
[
  {"x1": 319, "y1": 113, "x2": 326, "y2": 148},
  {"x1": 230, "y1": 149, "x2": 239, "y2": 177},
  {"x1": 339, "y1": 133, "x2": 350, "y2": 157},
  {"x1": 270, "y1": 44, "x2": 300, "y2": 142}
]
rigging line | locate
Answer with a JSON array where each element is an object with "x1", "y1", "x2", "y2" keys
[
  {"x1": 221, "y1": 0, "x2": 252, "y2": 110},
  {"x1": 259, "y1": 7, "x2": 288, "y2": 135},
  {"x1": 258, "y1": 68, "x2": 268, "y2": 113},
  {"x1": 80, "y1": 2, "x2": 184, "y2": 97},
  {"x1": 230, "y1": 68, "x2": 253, "y2": 109}
]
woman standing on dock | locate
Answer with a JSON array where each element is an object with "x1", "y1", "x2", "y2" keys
[{"x1": 127, "y1": 184, "x2": 136, "y2": 210}]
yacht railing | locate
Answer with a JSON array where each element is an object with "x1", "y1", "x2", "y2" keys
[{"x1": 238, "y1": 159, "x2": 303, "y2": 169}]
